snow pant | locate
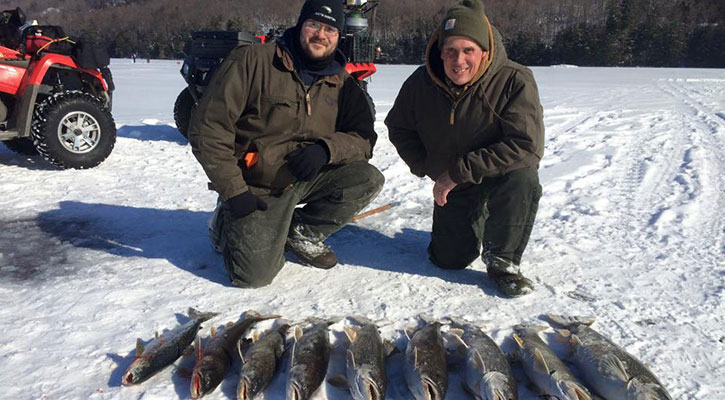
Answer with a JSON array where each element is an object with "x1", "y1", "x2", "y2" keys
[
  {"x1": 427, "y1": 166, "x2": 542, "y2": 271},
  {"x1": 216, "y1": 161, "x2": 384, "y2": 288}
]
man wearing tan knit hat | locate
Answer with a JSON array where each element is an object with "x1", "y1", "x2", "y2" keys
[{"x1": 386, "y1": 0, "x2": 545, "y2": 297}]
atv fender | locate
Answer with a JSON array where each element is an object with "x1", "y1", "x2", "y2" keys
[{"x1": 8, "y1": 82, "x2": 39, "y2": 138}]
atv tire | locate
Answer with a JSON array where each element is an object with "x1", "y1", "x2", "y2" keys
[
  {"x1": 174, "y1": 87, "x2": 196, "y2": 139},
  {"x1": 32, "y1": 91, "x2": 116, "y2": 169},
  {"x1": 2, "y1": 137, "x2": 37, "y2": 155}
]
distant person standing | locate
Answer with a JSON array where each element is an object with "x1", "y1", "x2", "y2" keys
[
  {"x1": 132, "y1": 52, "x2": 136, "y2": 63},
  {"x1": 188, "y1": 0, "x2": 383, "y2": 288},
  {"x1": 385, "y1": 0, "x2": 544, "y2": 297}
]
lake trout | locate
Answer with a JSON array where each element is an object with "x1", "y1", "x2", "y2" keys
[
  {"x1": 512, "y1": 325, "x2": 592, "y2": 400},
  {"x1": 545, "y1": 314, "x2": 673, "y2": 400},
  {"x1": 121, "y1": 308, "x2": 217, "y2": 385}
]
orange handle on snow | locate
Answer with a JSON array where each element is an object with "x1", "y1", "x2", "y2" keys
[{"x1": 351, "y1": 202, "x2": 399, "y2": 222}]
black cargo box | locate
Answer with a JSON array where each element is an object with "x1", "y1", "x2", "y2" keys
[{"x1": 189, "y1": 30, "x2": 261, "y2": 59}]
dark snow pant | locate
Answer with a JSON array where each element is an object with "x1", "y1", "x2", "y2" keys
[
  {"x1": 217, "y1": 161, "x2": 384, "y2": 288},
  {"x1": 427, "y1": 166, "x2": 542, "y2": 271}
]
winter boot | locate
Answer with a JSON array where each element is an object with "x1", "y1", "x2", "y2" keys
[
  {"x1": 285, "y1": 224, "x2": 337, "y2": 269},
  {"x1": 485, "y1": 256, "x2": 534, "y2": 297}
]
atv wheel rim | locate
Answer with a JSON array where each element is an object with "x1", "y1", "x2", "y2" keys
[{"x1": 57, "y1": 111, "x2": 101, "y2": 154}]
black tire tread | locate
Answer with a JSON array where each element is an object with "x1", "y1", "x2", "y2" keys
[
  {"x1": 173, "y1": 88, "x2": 196, "y2": 139},
  {"x1": 31, "y1": 90, "x2": 116, "y2": 169}
]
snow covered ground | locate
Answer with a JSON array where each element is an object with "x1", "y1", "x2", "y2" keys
[{"x1": 1, "y1": 60, "x2": 724, "y2": 399}]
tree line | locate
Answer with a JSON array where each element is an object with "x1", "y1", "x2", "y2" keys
[{"x1": 2, "y1": 0, "x2": 723, "y2": 67}]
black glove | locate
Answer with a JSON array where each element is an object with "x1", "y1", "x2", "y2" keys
[
  {"x1": 226, "y1": 191, "x2": 268, "y2": 219},
  {"x1": 286, "y1": 143, "x2": 330, "y2": 181}
]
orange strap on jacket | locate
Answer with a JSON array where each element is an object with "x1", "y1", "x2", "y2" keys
[{"x1": 244, "y1": 152, "x2": 258, "y2": 168}]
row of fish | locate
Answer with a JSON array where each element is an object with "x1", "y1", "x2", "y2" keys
[{"x1": 120, "y1": 310, "x2": 672, "y2": 400}]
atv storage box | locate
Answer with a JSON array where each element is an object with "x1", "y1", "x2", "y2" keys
[
  {"x1": 189, "y1": 31, "x2": 260, "y2": 59},
  {"x1": 182, "y1": 30, "x2": 261, "y2": 87}
]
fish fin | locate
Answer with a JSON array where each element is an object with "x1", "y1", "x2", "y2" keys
[
  {"x1": 599, "y1": 353, "x2": 629, "y2": 381},
  {"x1": 447, "y1": 329, "x2": 469, "y2": 349},
  {"x1": 327, "y1": 375, "x2": 349, "y2": 390},
  {"x1": 448, "y1": 327, "x2": 465, "y2": 337},
  {"x1": 135, "y1": 338, "x2": 144, "y2": 358},
  {"x1": 345, "y1": 350, "x2": 355, "y2": 366},
  {"x1": 471, "y1": 348, "x2": 486, "y2": 371},
  {"x1": 404, "y1": 326, "x2": 416, "y2": 340},
  {"x1": 512, "y1": 333, "x2": 524, "y2": 348},
  {"x1": 343, "y1": 326, "x2": 358, "y2": 342},
  {"x1": 533, "y1": 348, "x2": 550, "y2": 374},
  {"x1": 293, "y1": 326, "x2": 303, "y2": 342},
  {"x1": 555, "y1": 328, "x2": 571, "y2": 338},
  {"x1": 565, "y1": 381, "x2": 592, "y2": 400},
  {"x1": 195, "y1": 336, "x2": 202, "y2": 359},
  {"x1": 211, "y1": 325, "x2": 217, "y2": 337},
  {"x1": 290, "y1": 340, "x2": 296, "y2": 366},
  {"x1": 544, "y1": 314, "x2": 596, "y2": 329},
  {"x1": 383, "y1": 339, "x2": 399, "y2": 357}
]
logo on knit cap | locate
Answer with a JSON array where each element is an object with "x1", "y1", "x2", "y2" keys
[
  {"x1": 322, "y1": 6, "x2": 332, "y2": 13},
  {"x1": 444, "y1": 18, "x2": 456, "y2": 30}
]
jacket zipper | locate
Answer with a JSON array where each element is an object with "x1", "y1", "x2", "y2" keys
[{"x1": 305, "y1": 91, "x2": 312, "y2": 116}]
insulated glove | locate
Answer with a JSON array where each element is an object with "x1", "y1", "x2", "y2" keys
[
  {"x1": 226, "y1": 191, "x2": 268, "y2": 219},
  {"x1": 286, "y1": 143, "x2": 330, "y2": 181}
]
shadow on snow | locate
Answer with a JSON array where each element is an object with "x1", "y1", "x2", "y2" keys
[
  {"x1": 117, "y1": 124, "x2": 187, "y2": 144},
  {"x1": 10, "y1": 201, "x2": 492, "y2": 293}
]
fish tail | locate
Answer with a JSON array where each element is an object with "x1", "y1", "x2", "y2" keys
[
  {"x1": 543, "y1": 314, "x2": 596, "y2": 328},
  {"x1": 244, "y1": 310, "x2": 282, "y2": 321},
  {"x1": 188, "y1": 307, "x2": 219, "y2": 322}
]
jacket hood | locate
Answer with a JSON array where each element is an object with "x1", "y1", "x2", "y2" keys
[{"x1": 425, "y1": 17, "x2": 507, "y2": 97}]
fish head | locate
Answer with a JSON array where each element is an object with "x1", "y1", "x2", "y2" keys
[
  {"x1": 237, "y1": 376, "x2": 254, "y2": 400},
  {"x1": 627, "y1": 378, "x2": 673, "y2": 400},
  {"x1": 480, "y1": 371, "x2": 517, "y2": 400},
  {"x1": 286, "y1": 379, "x2": 307, "y2": 400},
  {"x1": 121, "y1": 358, "x2": 151, "y2": 386},
  {"x1": 190, "y1": 359, "x2": 224, "y2": 399},
  {"x1": 349, "y1": 364, "x2": 384, "y2": 400},
  {"x1": 406, "y1": 376, "x2": 443, "y2": 400},
  {"x1": 551, "y1": 372, "x2": 591, "y2": 400}
]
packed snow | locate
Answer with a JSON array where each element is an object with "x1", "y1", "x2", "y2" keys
[{"x1": 1, "y1": 60, "x2": 723, "y2": 399}]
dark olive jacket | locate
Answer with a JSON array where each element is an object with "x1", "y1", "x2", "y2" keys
[
  {"x1": 188, "y1": 40, "x2": 376, "y2": 200},
  {"x1": 384, "y1": 20, "x2": 544, "y2": 185}
]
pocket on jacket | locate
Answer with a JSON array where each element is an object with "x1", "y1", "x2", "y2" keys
[{"x1": 260, "y1": 96, "x2": 299, "y2": 135}]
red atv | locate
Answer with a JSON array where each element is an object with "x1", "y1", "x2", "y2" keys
[{"x1": 0, "y1": 7, "x2": 116, "y2": 169}]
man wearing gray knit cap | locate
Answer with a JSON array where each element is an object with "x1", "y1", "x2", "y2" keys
[{"x1": 385, "y1": 0, "x2": 544, "y2": 297}]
